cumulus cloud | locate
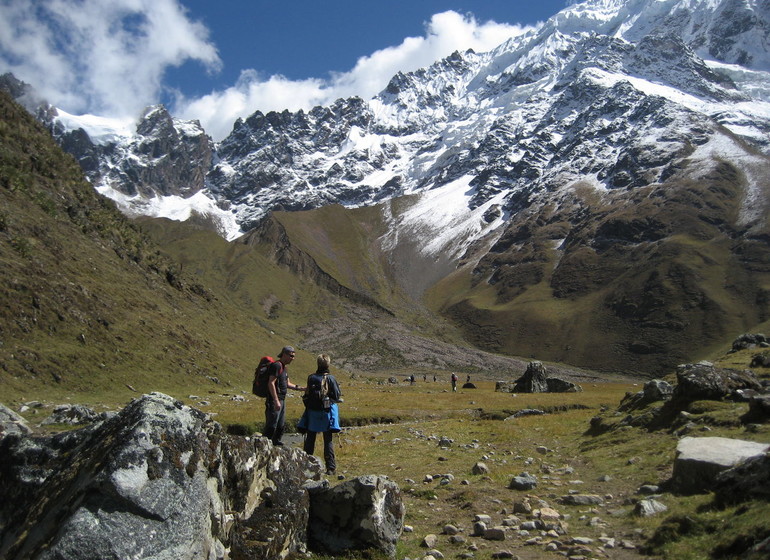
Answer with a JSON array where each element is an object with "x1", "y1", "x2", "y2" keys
[
  {"x1": 0, "y1": 1, "x2": 534, "y2": 141},
  {"x1": 0, "y1": 0, "x2": 220, "y2": 118},
  {"x1": 177, "y1": 10, "x2": 534, "y2": 140}
]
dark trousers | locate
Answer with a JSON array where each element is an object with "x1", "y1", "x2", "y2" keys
[
  {"x1": 264, "y1": 398, "x2": 285, "y2": 444},
  {"x1": 304, "y1": 431, "x2": 335, "y2": 472}
]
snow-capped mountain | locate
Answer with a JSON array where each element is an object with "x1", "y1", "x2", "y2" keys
[
  {"x1": 17, "y1": 0, "x2": 769, "y2": 247},
  {"x1": 6, "y1": 0, "x2": 770, "y2": 374}
]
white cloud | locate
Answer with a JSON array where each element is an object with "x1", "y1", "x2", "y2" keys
[
  {"x1": 176, "y1": 11, "x2": 533, "y2": 141},
  {"x1": 0, "y1": 0, "x2": 220, "y2": 118},
  {"x1": 0, "y1": 2, "x2": 533, "y2": 142}
]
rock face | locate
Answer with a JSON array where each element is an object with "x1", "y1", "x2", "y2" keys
[
  {"x1": 509, "y1": 361, "x2": 583, "y2": 393},
  {"x1": 307, "y1": 474, "x2": 405, "y2": 556},
  {"x1": 670, "y1": 436, "x2": 770, "y2": 495},
  {"x1": 0, "y1": 404, "x2": 31, "y2": 436},
  {"x1": 673, "y1": 362, "x2": 763, "y2": 401},
  {"x1": 714, "y1": 452, "x2": 770, "y2": 506},
  {"x1": 0, "y1": 393, "x2": 402, "y2": 560}
]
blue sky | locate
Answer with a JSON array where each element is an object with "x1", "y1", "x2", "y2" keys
[{"x1": 0, "y1": 0, "x2": 572, "y2": 140}]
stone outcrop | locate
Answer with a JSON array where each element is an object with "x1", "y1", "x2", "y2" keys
[
  {"x1": 0, "y1": 404, "x2": 31, "y2": 436},
  {"x1": 673, "y1": 362, "x2": 763, "y2": 401},
  {"x1": 670, "y1": 436, "x2": 770, "y2": 494},
  {"x1": 0, "y1": 393, "x2": 403, "y2": 560},
  {"x1": 502, "y1": 361, "x2": 583, "y2": 394},
  {"x1": 713, "y1": 452, "x2": 770, "y2": 506}
]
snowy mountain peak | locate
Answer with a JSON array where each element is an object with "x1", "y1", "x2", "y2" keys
[{"x1": 12, "y1": 0, "x2": 770, "y2": 249}]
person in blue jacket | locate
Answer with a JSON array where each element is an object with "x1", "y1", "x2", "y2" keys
[{"x1": 297, "y1": 354, "x2": 342, "y2": 475}]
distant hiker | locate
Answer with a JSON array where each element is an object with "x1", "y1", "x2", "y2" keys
[
  {"x1": 467, "y1": 374, "x2": 471, "y2": 383},
  {"x1": 423, "y1": 374, "x2": 427, "y2": 382},
  {"x1": 410, "y1": 374, "x2": 415, "y2": 385},
  {"x1": 451, "y1": 372, "x2": 458, "y2": 392},
  {"x1": 297, "y1": 354, "x2": 342, "y2": 475},
  {"x1": 433, "y1": 374, "x2": 437, "y2": 382},
  {"x1": 264, "y1": 346, "x2": 304, "y2": 446}
]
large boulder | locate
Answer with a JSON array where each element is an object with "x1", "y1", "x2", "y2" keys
[
  {"x1": 514, "y1": 361, "x2": 549, "y2": 393},
  {"x1": 307, "y1": 474, "x2": 405, "y2": 556},
  {"x1": 511, "y1": 361, "x2": 583, "y2": 393},
  {"x1": 40, "y1": 404, "x2": 101, "y2": 425},
  {"x1": 673, "y1": 363, "x2": 763, "y2": 401},
  {"x1": 0, "y1": 392, "x2": 322, "y2": 560},
  {"x1": 670, "y1": 436, "x2": 770, "y2": 494},
  {"x1": 713, "y1": 452, "x2": 770, "y2": 506},
  {"x1": 731, "y1": 333, "x2": 769, "y2": 352}
]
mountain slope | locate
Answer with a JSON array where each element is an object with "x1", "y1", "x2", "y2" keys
[{"x1": 0, "y1": 90, "x2": 285, "y2": 400}]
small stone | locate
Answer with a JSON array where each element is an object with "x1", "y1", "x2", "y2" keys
[
  {"x1": 484, "y1": 527, "x2": 506, "y2": 541},
  {"x1": 442, "y1": 524, "x2": 459, "y2": 535},
  {"x1": 637, "y1": 484, "x2": 660, "y2": 495},
  {"x1": 472, "y1": 462, "x2": 490, "y2": 475},
  {"x1": 635, "y1": 498, "x2": 668, "y2": 517},
  {"x1": 422, "y1": 534, "x2": 439, "y2": 548}
]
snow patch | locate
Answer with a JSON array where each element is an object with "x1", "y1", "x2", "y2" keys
[
  {"x1": 96, "y1": 186, "x2": 242, "y2": 241},
  {"x1": 381, "y1": 176, "x2": 507, "y2": 260}
]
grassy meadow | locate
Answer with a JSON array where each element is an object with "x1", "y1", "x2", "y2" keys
[
  {"x1": 14, "y1": 362, "x2": 768, "y2": 560},
  {"x1": 202, "y1": 370, "x2": 770, "y2": 560}
]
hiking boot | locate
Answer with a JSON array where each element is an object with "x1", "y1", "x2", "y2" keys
[{"x1": 326, "y1": 468, "x2": 335, "y2": 475}]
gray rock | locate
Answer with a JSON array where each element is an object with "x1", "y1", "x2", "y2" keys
[
  {"x1": 643, "y1": 379, "x2": 673, "y2": 401},
  {"x1": 0, "y1": 392, "x2": 322, "y2": 560},
  {"x1": 559, "y1": 494, "x2": 603, "y2": 506},
  {"x1": 0, "y1": 404, "x2": 31, "y2": 437},
  {"x1": 472, "y1": 462, "x2": 489, "y2": 475},
  {"x1": 673, "y1": 363, "x2": 763, "y2": 401},
  {"x1": 732, "y1": 333, "x2": 768, "y2": 351},
  {"x1": 511, "y1": 361, "x2": 582, "y2": 393},
  {"x1": 442, "y1": 524, "x2": 459, "y2": 535},
  {"x1": 637, "y1": 484, "x2": 661, "y2": 495},
  {"x1": 40, "y1": 404, "x2": 100, "y2": 425},
  {"x1": 472, "y1": 521, "x2": 487, "y2": 537},
  {"x1": 671, "y1": 436, "x2": 770, "y2": 494},
  {"x1": 484, "y1": 527, "x2": 506, "y2": 541},
  {"x1": 714, "y1": 452, "x2": 770, "y2": 505},
  {"x1": 509, "y1": 472, "x2": 537, "y2": 491},
  {"x1": 308, "y1": 474, "x2": 404, "y2": 556},
  {"x1": 634, "y1": 498, "x2": 668, "y2": 516},
  {"x1": 513, "y1": 361, "x2": 549, "y2": 393},
  {"x1": 421, "y1": 534, "x2": 439, "y2": 548}
]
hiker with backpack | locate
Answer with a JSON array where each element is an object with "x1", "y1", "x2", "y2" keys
[
  {"x1": 263, "y1": 346, "x2": 304, "y2": 447},
  {"x1": 297, "y1": 354, "x2": 342, "y2": 475}
]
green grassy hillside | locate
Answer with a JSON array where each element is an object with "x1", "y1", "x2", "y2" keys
[{"x1": 0, "y1": 91, "x2": 312, "y2": 404}]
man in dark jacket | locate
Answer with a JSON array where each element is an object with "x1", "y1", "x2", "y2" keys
[{"x1": 264, "y1": 345, "x2": 304, "y2": 446}]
